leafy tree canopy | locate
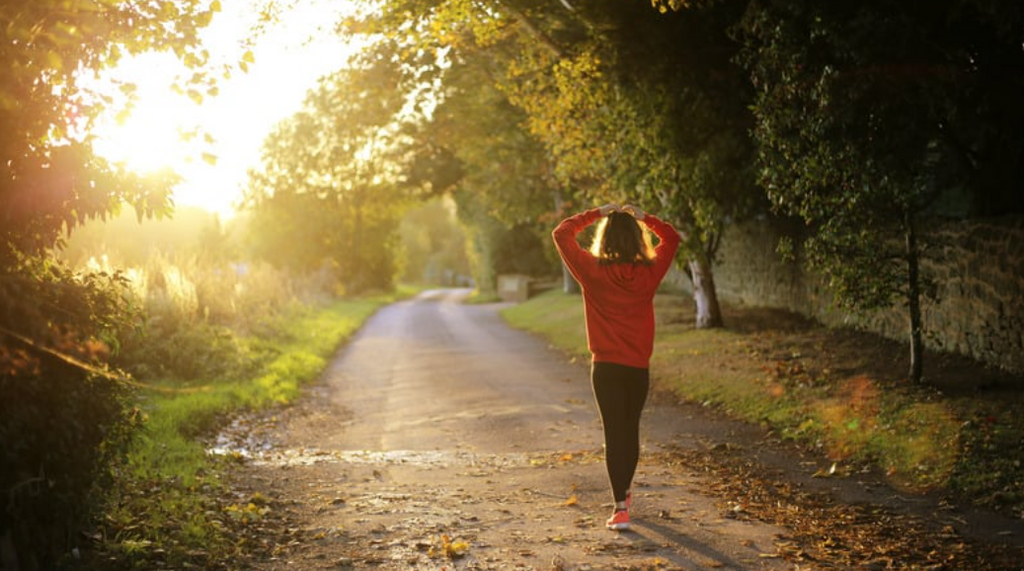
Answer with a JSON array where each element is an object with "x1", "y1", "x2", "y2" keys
[
  {"x1": 1, "y1": 0, "x2": 224, "y2": 265},
  {"x1": 245, "y1": 44, "x2": 432, "y2": 292},
  {"x1": 736, "y1": 0, "x2": 1024, "y2": 381}
]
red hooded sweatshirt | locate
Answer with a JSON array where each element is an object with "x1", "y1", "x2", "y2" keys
[{"x1": 552, "y1": 208, "x2": 681, "y2": 369}]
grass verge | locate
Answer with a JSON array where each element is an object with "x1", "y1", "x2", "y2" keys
[
  {"x1": 86, "y1": 289, "x2": 413, "y2": 570},
  {"x1": 500, "y1": 289, "x2": 1024, "y2": 518}
]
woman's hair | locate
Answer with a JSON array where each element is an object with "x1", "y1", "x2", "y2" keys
[{"x1": 590, "y1": 212, "x2": 656, "y2": 264}]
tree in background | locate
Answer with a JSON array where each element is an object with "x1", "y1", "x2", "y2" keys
[
  {"x1": 0, "y1": 0, "x2": 222, "y2": 566},
  {"x1": 737, "y1": 0, "x2": 1024, "y2": 382},
  {"x1": 397, "y1": 197, "x2": 472, "y2": 286},
  {"x1": 418, "y1": 48, "x2": 562, "y2": 295},
  {"x1": 244, "y1": 51, "x2": 420, "y2": 294}
]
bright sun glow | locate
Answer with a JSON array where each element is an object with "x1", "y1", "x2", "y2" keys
[
  {"x1": 92, "y1": 53, "x2": 200, "y2": 173},
  {"x1": 90, "y1": 0, "x2": 361, "y2": 218}
]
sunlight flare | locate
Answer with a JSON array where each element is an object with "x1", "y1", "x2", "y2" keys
[{"x1": 88, "y1": 0, "x2": 362, "y2": 218}]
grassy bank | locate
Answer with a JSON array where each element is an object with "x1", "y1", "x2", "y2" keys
[
  {"x1": 501, "y1": 289, "x2": 1024, "y2": 518},
  {"x1": 88, "y1": 290, "x2": 411, "y2": 569}
]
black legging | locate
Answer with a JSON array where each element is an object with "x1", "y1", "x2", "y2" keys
[{"x1": 591, "y1": 361, "x2": 650, "y2": 503}]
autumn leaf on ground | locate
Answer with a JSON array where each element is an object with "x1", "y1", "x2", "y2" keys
[
  {"x1": 812, "y1": 462, "x2": 839, "y2": 478},
  {"x1": 564, "y1": 494, "x2": 579, "y2": 507},
  {"x1": 428, "y1": 534, "x2": 469, "y2": 559}
]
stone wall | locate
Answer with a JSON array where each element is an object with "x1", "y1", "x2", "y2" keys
[{"x1": 672, "y1": 215, "x2": 1024, "y2": 375}]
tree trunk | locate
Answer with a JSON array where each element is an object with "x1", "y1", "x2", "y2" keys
[
  {"x1": 553, "y1": 190, "x2": 580, "y2": 294},
  {"x1": 561, "y1": 263, "x2": 580, "y2": 294},
  {"x1": 688, "y1": 252, "x2": 723, "y2": 329},
  {"x1": 905, "y1": 213, "x2": 924, "y2": 383}
]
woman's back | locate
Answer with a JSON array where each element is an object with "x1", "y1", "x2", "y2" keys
[{"x1": 552, "y1": 206, "x2": 680, "y2": 368}]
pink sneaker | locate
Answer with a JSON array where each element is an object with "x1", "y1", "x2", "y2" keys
[{"x1": 606, "y1": 509, "x2": 630, "y2": 531}]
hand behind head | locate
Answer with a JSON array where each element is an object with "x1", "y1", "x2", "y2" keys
[{"x1": 621, "y1": 204, "x2": 646, "y2": 220}]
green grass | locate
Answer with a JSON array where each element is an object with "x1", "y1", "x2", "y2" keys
[
  {"x1": 93, "y1": 291, "x2": 409, "y2": 569},
  {"x1": 501, "y1": 289, "x2": 1024, "y2": 513},
  {"x1": 500, "y1": 288, "x2": 589, "y2": 359},
  {"x1": 128, "y1": 296, "x2": 387, "y2": 484}
]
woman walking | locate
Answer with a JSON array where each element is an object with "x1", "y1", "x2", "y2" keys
[{"x1": 552, "y1": 203, "x2": 681, "y2": 531}]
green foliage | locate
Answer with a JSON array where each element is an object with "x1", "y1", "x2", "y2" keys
[
  {"x1": 738, "y1": 1, "x2": 926, "y2": 310},
  {"x1": 114, "y1": 257, "x2": 324, "y2": 382},
  {"x1": 0, "y1": 258, "x2": 140, "y2": 569},
  {"x1": 397, "y1": 197, "x2": 472, "y2": 285},
  {"x1": 1, "y1": 1, "x2": 226, "y2": 564},
  {"x1": 737, "y1": 0, "x2": 1024, "y2": 302},
  {"x1": 501, "y1": 2, "x2": 761, "y2": 239},
  {"x1": 494, "y1": 223, "x2": 557, "y2": 277},
  {"x1": 1, "y1": 367, "x2": 139, "y2": 569},
  {"x1": 360, "y1": 0, "x2": 764, "y2": 325},
  {"x1": 405, "y1": 43, "x2": 560, "y2": 290},
  {"x1": 1, "y1": 0, "x2": 220, "y2": 261},
  {"x1": 458, "y1": 205, "x2": 506, "y2": 295},
  {"x1": 734, "y1": 0, "x2": 1024, "y2": 380},
  {"x1": 245, "y1": 59, "x2": 420, "y2": 294}
]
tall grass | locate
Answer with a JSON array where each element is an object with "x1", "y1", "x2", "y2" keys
[{"x1": 500, "y1": 288, "x2": 588, "y2": 359}]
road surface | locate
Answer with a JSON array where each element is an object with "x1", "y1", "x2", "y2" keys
[{"x1": 221, "y1": 289, "x2": 795, "y2": 570}]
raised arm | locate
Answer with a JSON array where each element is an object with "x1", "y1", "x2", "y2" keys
[
  {"x1": 552, "y1": 206, "x2": 611, "y2": 282},
  {"x1": 620, "y1": 204, "x2": 680, "y2": 258},
  {"x1": 637, "y1": 211, "x2": 681, "y2": 279}
]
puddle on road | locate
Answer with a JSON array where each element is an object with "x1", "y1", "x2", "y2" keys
[
  {"x1": 209, "y1": 444, "x2": 534, "y2": 469},
  {"x1": 208, "y1": 414, "x2": 597, "y2": 469}
]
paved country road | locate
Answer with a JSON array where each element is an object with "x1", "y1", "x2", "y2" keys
[{"x1": 219, "y1": 289, "x2": 1023, "y2": 570}]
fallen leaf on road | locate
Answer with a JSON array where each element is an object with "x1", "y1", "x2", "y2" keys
[
  {"x1": 812, "y1": 462, "x2": 839, "y2": 478},
  {"x1": 428, "y1": 534, "x2": 469, "y2": 560}
]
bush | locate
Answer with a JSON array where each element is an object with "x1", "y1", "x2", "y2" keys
[
  {"x1": 101, "y1": 254, "x2": 323, "y2": 383},
  {"x1": 0, "y1": 366, "x2": 138, "y2": 569},
  {"x1": 0, "y1": 261, "x2": 139, "y2": 569}
]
